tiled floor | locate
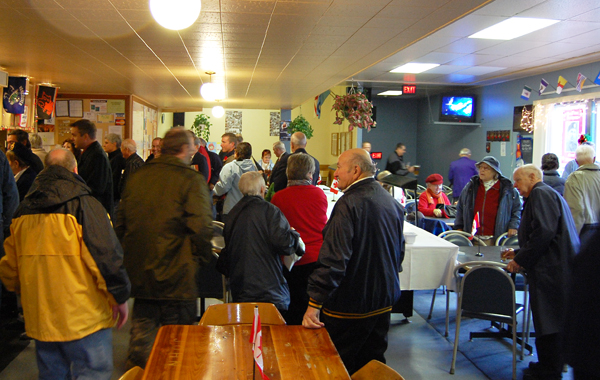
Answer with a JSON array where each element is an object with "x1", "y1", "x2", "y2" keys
[{"x1": 0, "y1": 293, "x2": 574, "y2": 379}]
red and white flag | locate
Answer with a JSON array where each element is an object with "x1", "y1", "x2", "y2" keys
[
  {"x1": 330, "y1": 178, "x2": 339, "y2": 194},
  {"x1": 250, "y1": 307, "x2": 269, "y2": 380},
  {"x1": 470, "y1": 212, "x2": 480, "y2": 239}
]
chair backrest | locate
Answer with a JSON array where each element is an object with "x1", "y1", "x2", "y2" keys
[
  {"x1": 119, "y1": 366, "x2": 144, "y2": 380},
  {"x1": 459, "y1": 264, "x2": 516, "y2": 317},
  {"x1": 351, "y1": 360, "x2": 405, "y2": 380},
  {"x1": 212, "y1": 221, "x2": 225, "y2": 256},
  {"x1": 444, "y1": 234, "x2": 473, "y2": 247},
  {"x1": 438, "y1": 230, "x2": 486, "y2": 246},
  {"x1": 404, "y1": 200, "x2": 416, "y2": 214},
  {"x1": 199, "y1": 302, "x2": 286, "y2": 326}
]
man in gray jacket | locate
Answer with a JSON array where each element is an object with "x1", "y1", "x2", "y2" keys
[
  {"x1": 564, "y1": 144, "x2": 600, "y2": 245},
  {"x1": 213, "y1": 142, "x2": 257, "y2": 218}
]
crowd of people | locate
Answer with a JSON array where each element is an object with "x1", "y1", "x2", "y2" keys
[{"x1": 0, "y1": 121, "x2": 598, "y2": 380}]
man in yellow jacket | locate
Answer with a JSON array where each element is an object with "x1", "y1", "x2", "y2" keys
[{"x1": 0, "y1": 148, "x2": 131, "y2": 380}]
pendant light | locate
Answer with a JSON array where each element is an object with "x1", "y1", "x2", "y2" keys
[
  {"x1": 200, "y1": 71, "x2": 225, "y2": 101},
  {"x1": 212, "y1": 105, "x2": 225, "y2": 118},
  {"x1": 150, "y1": 0, "x2": 201, "y2": 31}
]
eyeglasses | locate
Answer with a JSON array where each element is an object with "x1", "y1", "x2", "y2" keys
[{"x1": 477, "y1": 165, "x2": 493, "y2": 171}]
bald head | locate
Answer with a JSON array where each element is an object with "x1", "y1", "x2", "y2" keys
[
  {"x1": 46, "y1": 148, "x2": 77, "y2": 173},
  {"x1": 335, "y1": 148, "x2": 376, "y2": 191},
  {"x1": 290, "y1": 132, "x2": 307, "y2": 152},
  {"x1": 347, "y1": 148, "x2": 376, "y2": 176}
]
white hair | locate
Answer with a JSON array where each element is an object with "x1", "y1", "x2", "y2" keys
[{"x1": 576, "y1": 144, "x2": 596, "y2": 164}]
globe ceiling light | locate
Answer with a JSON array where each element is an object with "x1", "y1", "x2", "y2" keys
[
  {"x1": 212, "y1": 105, "x2": 225, "y2": 118},
  {"x1": 200, "y1": 71, "x2": 225, "y2": 101},
  {"x1": 150, "y1": 0, "x2": 201, "y2": 31}
]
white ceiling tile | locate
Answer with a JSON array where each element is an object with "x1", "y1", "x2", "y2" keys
[
  {"x1": 473, "y1": 0, "x2": 547, "y2": 17},
  {"x1": 425, "y1": 65, "x2": 469, "y2": 74},
  {"x1": 454, "y1": 66, "x2": 505, "y2": 75},
  {"x1": 438, "y1": 15, "x2": 507, "y2": 38},
  {"x1": 414, "y1": 52, "x2": 466, "y2": 64},
  {"x1": 476, "y1": 40, "x2": 550, "y2": 56},
  {"x1": 516, "y1": 0, "x2": 600, "y2": 20},
  {"x1": 447, "y1": 54, "x2": 503, "y2": 66},
  {"x1": 570, "y1": 8, "x2": 600, "y2": 22},
  {"x1": 434, "y1": 37, "x2": 501, "y2": 54},
  {"x1": 518, "y1": 21, "x2": 600, "y2": 43}
]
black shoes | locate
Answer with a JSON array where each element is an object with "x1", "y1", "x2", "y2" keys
[{"x1": 523, "y1": 362, "x2": 562, "y2": 380}]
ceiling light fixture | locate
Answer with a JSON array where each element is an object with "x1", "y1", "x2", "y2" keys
[
  {"x1": 150, "y1": 0, "x2": 201, "y2": 31},
  {"x1": 212, "y1": 105, "x2": 225, "y2": 118},
  {"x1": 377, "y1": 90, "x2": 403, "y2": 96},
  {"x1": 200, "y1": 71, "x2": 225, "y2": 101},
  {"x1": 469, "y1": 17, "x2": 559, "y2": 40},
  {"x1": 391, "y1": 63, "x2": 439, "y2": 74}
]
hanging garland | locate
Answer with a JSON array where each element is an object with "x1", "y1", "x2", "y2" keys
[{"x1": 330, "y1": 90, "x2": 376, "y2": 131}]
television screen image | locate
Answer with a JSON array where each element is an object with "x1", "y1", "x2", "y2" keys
[{"x1": 440, "y1": 95, "x2": 476, "y2": 122}]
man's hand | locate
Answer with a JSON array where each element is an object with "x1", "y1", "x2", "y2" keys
[
  {"x1": 506, "y1": 260, "x2": 521, "y2": 273},
  {"x1": 507, "y1": 229, "x2": 518, "y2": 237},
  {"x1": 302, "y1": 307, "x2": 324, "y2": 329},
  {"x1": 112, "y1": 302, "x2": 129, "y2": 329},
  {"x1": 433, "y1": 209, "x2": 442, "y2": 217},
  {"x1": 407, "y1": 166, "x2": 415, "y2": 173},
  {"x1": 500, "y1": 248, "x2": 515, "y2": 261}
]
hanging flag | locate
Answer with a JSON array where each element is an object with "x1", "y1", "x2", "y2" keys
[
  {"x1": 575, "y1": 73, "x2": 587, "y2": 92},
  {"x1": 36, "y1": 85, "x2": 57, "y2": 119},
  {"x1": 594, "y1": 69, "x2": 600, "y2": 86},
  {"x1": 2, "y1": 76, "x2": 27, "y2": 114},
  {"x1": 539, "y1": 78, "x2": 549, "y2": 95},
  {"x1": 250, "y1": 307, "x2": 269, "y2": 380},
  {"x1": 520, "y1": 85, "x2": 532, "y2": 100},
  {"x1": 314, "y1": 90, "x2": 330, "y2": 118},
  {"x1": 470, "y1": 212, "x2": 480, "y2": 239},
  {"x1": 557, "y1": 76, "x2": 567, "y2": 94}
]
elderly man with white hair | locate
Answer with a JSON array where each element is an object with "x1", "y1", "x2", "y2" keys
[
  {"x1": 217, "y1": 171, "x2": 302, "y2": 313},
  {"x1": 119, "y1": 138, "x2": 144, "y2": 197},
  {"x1": 564, "y1": 144, "x2": 600, "y2": 242},
  {"x1": 270, "y1": 132, "x2": 320, "y2": 193},
  {"x1": 503, "y1": 164, "x2": 579, "y2": 380}
]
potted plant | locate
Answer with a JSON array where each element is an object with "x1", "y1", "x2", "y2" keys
[
  {"x1": 287, "y1": 115, "x2": 314, "y2": 139},
  {"x1": 331, "y1": 91, "x2": 376, "y2": 131},
  {"x1": 191, "y1": 113, "x2": 212, "y2": 141}
]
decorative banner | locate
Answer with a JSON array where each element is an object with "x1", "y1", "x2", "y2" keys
[
  {"x1": 575, "y1": 73, "x2": 587, "y2": 92},
  {"x1": 314, "y1": 90, "x2": 330, "y2": 118},
  {"x1": 557, "y1": 76, "x2": 567, "y2": 94},
  {"x1": 521, "y1": 85, "x2": 532, "y2": 100},
  {"x1": 2, "y1": 76, "x2": 27, "y2": 114},
  {"x1": 36, "y1": 85, "x2": 56, "y2": 119},
  {"x1": 539, "y1": 78, "x2": 549, "y2": 95},
  {"x1": 594, "y1": 69, "x2": 600, "y2": 86}
]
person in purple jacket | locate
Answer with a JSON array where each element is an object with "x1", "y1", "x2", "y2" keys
[{"x1": 448, "y1": 148, "x2": 478, "y2": 202}]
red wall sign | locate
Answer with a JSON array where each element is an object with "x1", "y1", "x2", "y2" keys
[{"x1": 402, "y1": 85, "x2": 417, "y2": 94}]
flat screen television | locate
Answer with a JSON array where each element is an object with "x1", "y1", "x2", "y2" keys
[{"x1": 439, "y1": 94, "x2": 476, "y2": 123}]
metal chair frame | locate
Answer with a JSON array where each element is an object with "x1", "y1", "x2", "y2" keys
[{"x1": 449, "y1": 261, "x2": 528, "y2": 380}]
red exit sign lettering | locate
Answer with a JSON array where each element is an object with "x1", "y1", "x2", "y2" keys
[{"x1": 403, "y1": 85, "x2": 416, "y2": 94}]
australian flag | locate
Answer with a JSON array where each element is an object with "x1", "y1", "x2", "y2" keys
[{"x1": 3, "y1": 76, "x2": 26, "y2": 114}]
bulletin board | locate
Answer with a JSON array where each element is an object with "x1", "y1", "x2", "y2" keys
[
  {"x1": 132, "y1": 96, "x2": 158, "y2": 160},
  {"x1": 54, "y1": 94, "x2": 130, "y2": 148}
]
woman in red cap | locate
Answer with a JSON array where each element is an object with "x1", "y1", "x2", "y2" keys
[{"x1": 418, "y1": 173, "x2": 451, "y2": 217}]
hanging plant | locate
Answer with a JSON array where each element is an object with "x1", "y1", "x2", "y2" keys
[
  {"x1": 287, "y1": 114, "x2": 314, "y2": 139},
  {"x1": 331, "y1": 91, "x2": 376, "y2": 131},
  {"x1": 191, "y1": 113, "x2": 212, "y2": 142}
]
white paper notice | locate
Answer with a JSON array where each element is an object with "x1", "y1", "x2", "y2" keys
[
  {"x1": 39, "y1": 132, "x2": 55, "y2": 146},
  {"x1": 96, "y1": 129, "x2": 103, "y2": 144},
  {"x1": 84, "y1": 112, "x2": 94, "y2": 120},
  {"x1": 109, "y1": 125, "x2": 122, "y2": 137},
  {"x1": 500, "y1": 142, "x2": 507, "y2": 156}
]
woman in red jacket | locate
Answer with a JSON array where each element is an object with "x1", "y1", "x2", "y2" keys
[
  {"x1": 271, "y1": 153, "x2": 327, "y2": 325},
  {"x1": 418, "y1": 173, "x2": 451, "y2": 217}
]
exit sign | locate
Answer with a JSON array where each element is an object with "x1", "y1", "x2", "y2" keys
[{"x1": 403, "y1": 85, "x2": 417, "y2": 94}]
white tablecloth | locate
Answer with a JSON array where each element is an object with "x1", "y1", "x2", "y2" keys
[{"x1": 400, "y1": 222, "x2": 459, "y2": 291}]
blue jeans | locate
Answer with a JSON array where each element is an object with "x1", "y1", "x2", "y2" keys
[{"x1": 35, "y1": 328, "x2": 113, "y2": 380}]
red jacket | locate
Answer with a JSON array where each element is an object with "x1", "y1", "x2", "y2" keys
[
  {"x1": 271, "y1": 185, "x2": 327, "y2": 265},
  {"x1": 418, "y1": 189, "x2": 450, "y2": 217}
]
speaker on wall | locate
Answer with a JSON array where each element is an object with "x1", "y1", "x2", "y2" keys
[{"x1": 173, "y1": 112, "x2": 185, "y2": 127}]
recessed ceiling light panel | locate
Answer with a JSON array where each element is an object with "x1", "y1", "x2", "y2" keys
[
  {"x1": 377, "y1": 91, "x2": 403, "y2": 96},
  {"x1": 469, "y1": 17, "x2": 559, "y2": 40},
  {"x1": 390, "y1": 63, "x2": 439, "y2": 74}
]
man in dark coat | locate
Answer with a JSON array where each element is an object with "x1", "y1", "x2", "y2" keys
[
  {"x1": 6, "y1": 129, "x2": 44, "y2": 174},
  {"x1": 271, "y1": 132, "x2": 320, "y2": 193},
  {"x1": 115, "y1": 127, "x2": 213, "y2": 370},
  {"x1": 103, "y1": 133, "x2": 126, "y2": 205},
  {"x1": 191, "y1": 136, "x2": 209, "y2": 181},
  {"x1": 70, "y1": 119, "x2": 114, "y2": 218},
  {"x1": 504, "y1": 164, "x2": 578, "y2": 380},
  {"x1": 303, "y1": 149, "x2": 405, "y2": 375},
  {"x1": 384, "y1": 142, "x2": 415, "y2": 176},
  {"x1": 217, "y1": 171, "x2": 301, "y2": 312},
  {"x1": 119, "y1": 139, "x2": 145, "y2": 197},
  {"x1": 564, "y1": 225, "x2": 600, "y2": 380}
]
